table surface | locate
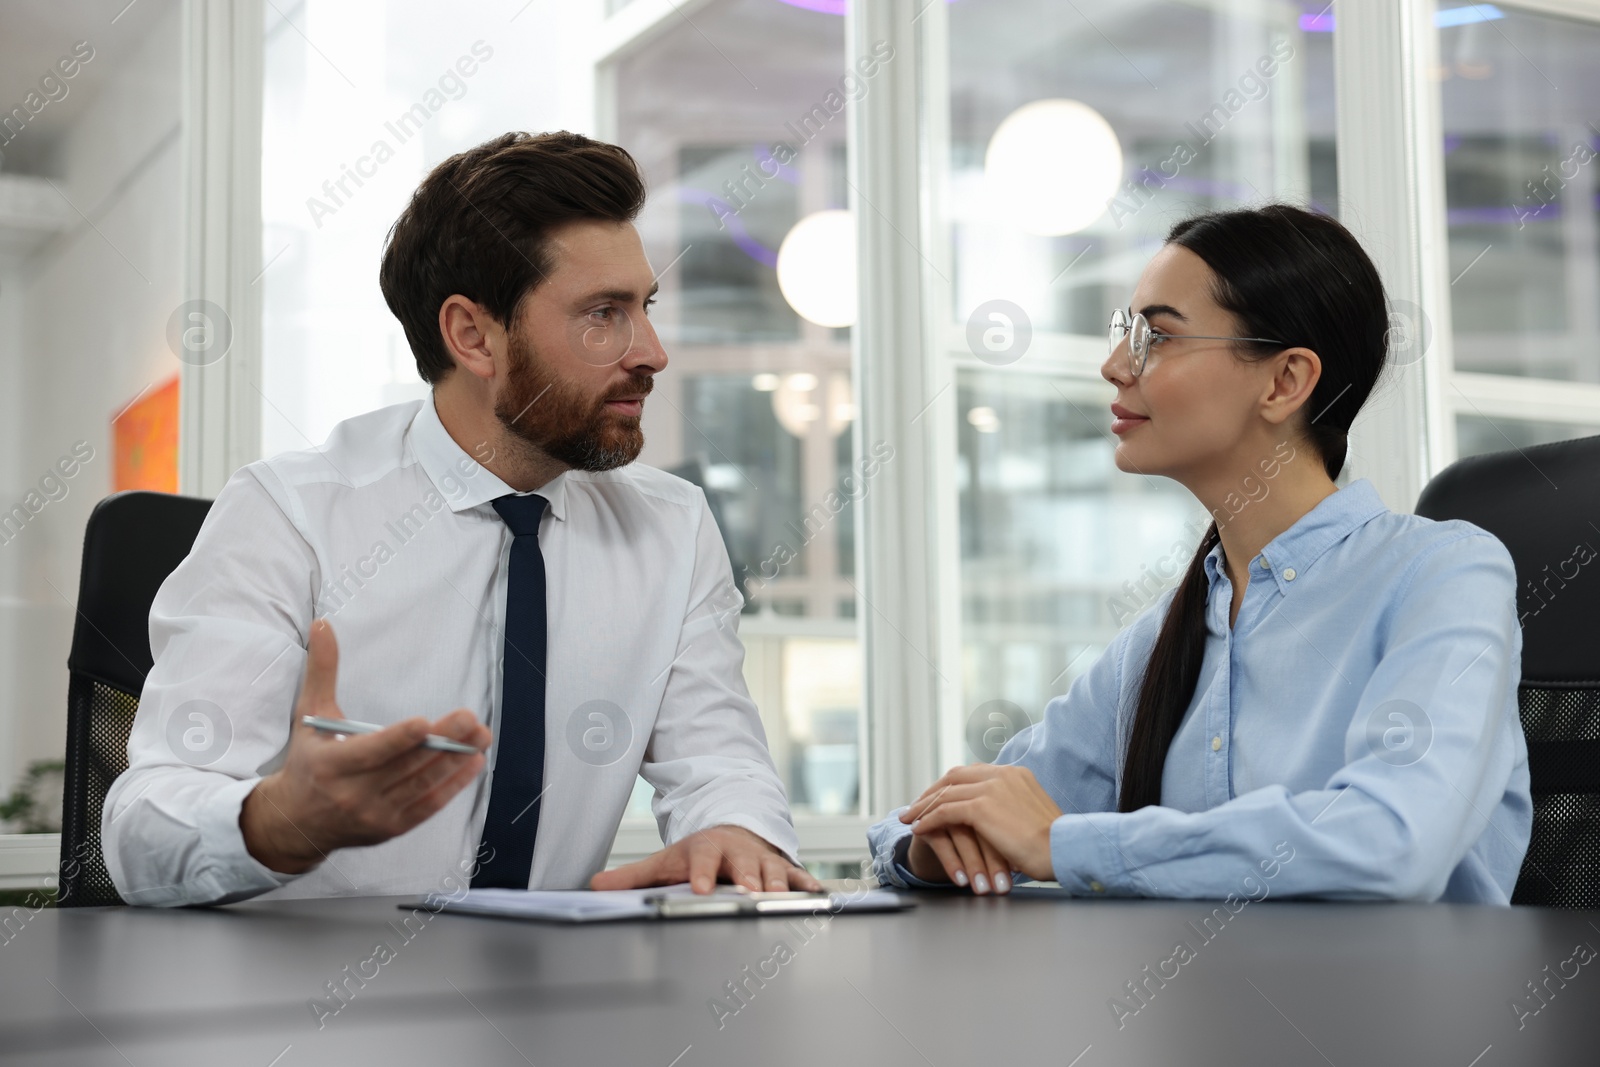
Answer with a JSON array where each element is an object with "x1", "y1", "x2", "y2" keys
[{"x1": 2, "y1": 884, "x2": 1597, "y2": 1066}]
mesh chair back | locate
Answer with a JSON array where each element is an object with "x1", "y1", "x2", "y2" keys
[
  {"x1": 1415, "y1": 435, "x2": 1600, "y2": 907},
  {"x1": 59, "y1": 491, "x2": 212, "y2": 906}
]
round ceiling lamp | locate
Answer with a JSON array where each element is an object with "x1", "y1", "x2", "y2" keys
[
  {"x1": 776, "y1": 209, "x2": 857, "y2": 328},
  {"x1": 984, "y1": 99, "x2": 1123, "y2": 236},
  {"x1": 772, "y1": 371, "x2": 853, "y2": 439}
]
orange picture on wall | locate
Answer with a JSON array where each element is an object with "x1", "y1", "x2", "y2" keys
[{"x1": 113, "y1": 375, "x2": 179, "y2": 493}]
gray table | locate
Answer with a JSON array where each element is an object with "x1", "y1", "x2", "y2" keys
[{"x1": 1, "y1": 887, "x2": 1596, "y2": 1066}]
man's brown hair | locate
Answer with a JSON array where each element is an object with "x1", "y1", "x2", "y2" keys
[{"x1": 379, "y1": 131, "x2": 647, "y2": 384}]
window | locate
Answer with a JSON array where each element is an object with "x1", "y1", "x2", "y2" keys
[
  {"x1": 261, "y1": 0, "x2": 870, "y2": 848},
  {"x1": 605, "y1": 0, "x2": 866, "y2": 820},
  {"x1": 1457, "y1": 413, "x2": 1600, "y2": 459},
  {"x1": 933, "y1": 0, "x2": 1338, "y2": 766},
  {"x1": 1438, "y1": 2, "x2": 1600, "y2": 461}
]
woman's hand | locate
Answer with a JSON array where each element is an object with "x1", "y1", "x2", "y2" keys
[
  {"x1": 904, "y1": 825, "x2": 1013, "y2": 895},
  {"x1": 901, "y1": 764, "x2": 1063, "y2": 882}
]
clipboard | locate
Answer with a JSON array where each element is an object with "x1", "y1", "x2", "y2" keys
[{"x1": 409, "y1": 883, "x2": 915, "y2": 923}]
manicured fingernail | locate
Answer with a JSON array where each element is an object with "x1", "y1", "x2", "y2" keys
[
  {"x1": 995, "y1": 873, "x2": 1010, "y2": 893},
  {"x1": 952, "y1": 869, "x2": 969, "y2": 887},
  {"x1": 973, "y1": 873, "x2": 991, "y2": 895},
  {"x1": 909, "y1": 819, "x2": 920, "y2": 830}
]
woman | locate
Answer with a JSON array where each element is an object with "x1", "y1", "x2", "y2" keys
[{"x1": 869, "y1": 205, "x2": 1531, "y2": 904}]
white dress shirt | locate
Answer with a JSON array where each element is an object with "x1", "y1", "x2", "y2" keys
[{"x1": 102, "y1": 397, "x2": 798, "y2": 905}]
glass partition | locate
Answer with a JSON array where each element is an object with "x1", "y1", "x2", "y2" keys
[
  {"x1": 607, "y1": 0, "x2": 865, "y2": 816},
  {"x1": 1440, "y1": 4, "x2": 1600, "y2": 382},
  {"x1": 937, "y1": 0, "x2": 1337, "y2": 762},
  {"x1": 263, "y1": 0, "x2": 867, "y2": 826},
  {"x1": 1457, "y1": 413, "x2": 1600, "y2": 459}
]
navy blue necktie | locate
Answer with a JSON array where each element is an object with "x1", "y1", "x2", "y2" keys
[{"x1": 472, "y1": 492, "x2": 550, "y2": 889}]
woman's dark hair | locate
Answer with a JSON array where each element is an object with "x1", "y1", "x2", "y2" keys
[
  {"x1": 1117, "y1": 204, "x2": 1390, "y2": 813},
  {"x1": 379, "y1": 131, "x2": 647, "y2": 383}
]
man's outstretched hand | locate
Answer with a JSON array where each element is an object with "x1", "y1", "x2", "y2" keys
[
  {"x1": 590, "y1": 824, "x2": 820, "y2": 894},
  {"x1": 240, "y1": 619, "x2": 492, "y2": 875}
]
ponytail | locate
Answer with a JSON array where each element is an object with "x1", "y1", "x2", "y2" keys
[{"x1": 1118, "y1": 523, "x2": 1218, "y2": 812}]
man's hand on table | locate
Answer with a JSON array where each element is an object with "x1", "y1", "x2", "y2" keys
[
  {"x1": 590, "y1": 824, "x2": 821, "y2": 894},
  {"x1": 240, "y1": 619, "x2": 492, "y2": 875}
]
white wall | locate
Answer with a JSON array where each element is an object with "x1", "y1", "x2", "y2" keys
[{"x1": 0, "y1": 1, "x2": 183, "y2": 799}]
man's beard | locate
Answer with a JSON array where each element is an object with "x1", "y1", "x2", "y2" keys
[{"x1": 494, "y1": 330, "x2": 650, "y2": 472}]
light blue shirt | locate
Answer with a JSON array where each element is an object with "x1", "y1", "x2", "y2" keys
[{"x1": 869, "y1": 479, "x2": 1532, "y2": 904}]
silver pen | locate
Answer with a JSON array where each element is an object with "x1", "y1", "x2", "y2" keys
[
  {"x1": 643, "y1": 886, "x2": 831, "y2": 917},
  {"x1": 300, "y1": 714, "x2": 480, "y2": 754}
]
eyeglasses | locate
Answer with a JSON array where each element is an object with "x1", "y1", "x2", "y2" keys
[{"x1": 1108, "y1": 307, "x2": 1286, "y2": 378}]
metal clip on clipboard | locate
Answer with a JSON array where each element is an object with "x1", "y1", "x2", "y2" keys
[
  {"x1": 642, "y1": 885, "x2": 913, "y2": 918},
  {"x1": 643, "y1": 886, "x2": 831, "y2": 918}
]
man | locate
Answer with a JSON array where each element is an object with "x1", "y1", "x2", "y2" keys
[{"x1": 102, "y1": 131, "x2": 817, "y2": 904}]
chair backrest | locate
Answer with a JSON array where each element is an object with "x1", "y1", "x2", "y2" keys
[
  {"x1": 1415, "y1": 435, "x2": 1600, "y2": 907},
  {"x1": 59, "y1": 491, "x2": 212, "y2": 906}
]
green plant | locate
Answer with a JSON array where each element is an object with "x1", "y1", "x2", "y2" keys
[{"x1": 0, "y1": 759, "x2": 65, "y2": 833}]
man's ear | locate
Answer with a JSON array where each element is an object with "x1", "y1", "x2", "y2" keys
[
  {"x1": 438, "y1": 295, "x2": 504, "y2": 382},
  {"x1": 1260, "y1": 346, "x2": 1322, "y2": 428}
]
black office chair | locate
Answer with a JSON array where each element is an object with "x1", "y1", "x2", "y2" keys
[
  {"x1": 1415, "y1": 435, "x2": 1600, "y2": 907},
  {"x1": 58, "y1": 491, "x2": 212, "y2": 906}
]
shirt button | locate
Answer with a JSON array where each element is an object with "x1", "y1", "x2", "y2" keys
[
  {"x1": 1283, "y1": 567, "x2": 1297, "y2": 581},
  {"x1": 1089, "y1": 880, "x2": 1105, "y2": 893},
  {"x1": 1212, "y1": 735, "x2": 1222, "y2": 751},
  {"x1": 1257, "y1": 558, "x2": 1269, "y2": 570}
]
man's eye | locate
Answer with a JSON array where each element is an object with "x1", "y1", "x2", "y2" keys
[
  {"x1": 644, "y1": 297, "x2": 657, "y2": 316},
  {"x1": 589, "y1": 307, "x2": 615, "y2": 322}
]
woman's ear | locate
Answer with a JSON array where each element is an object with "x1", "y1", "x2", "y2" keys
[
  {"x1": 1259, "y1": 346, "x2": 1322, "y2": 427},
  {"x1": 438, "y1": 295, "x2": 505, "y2": 382}
]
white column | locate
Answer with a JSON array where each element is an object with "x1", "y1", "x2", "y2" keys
[
  {"x1": 1333, "y1": 0, "x2": 1452, "y2": 508},
  {"x1": 179, "y1": 0, "x2": 264, "y2": 496},
  {"x1": 847, "y1": 0, "x2": 956, "y2": 809}
]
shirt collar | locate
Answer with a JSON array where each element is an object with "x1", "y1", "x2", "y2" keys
[
  {"x1": 407, "y1": 394, "x2": 569, "y2": 521},
  {"x1": 1203, "y1": 478, "x2": 1388, "y2": 595}
]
